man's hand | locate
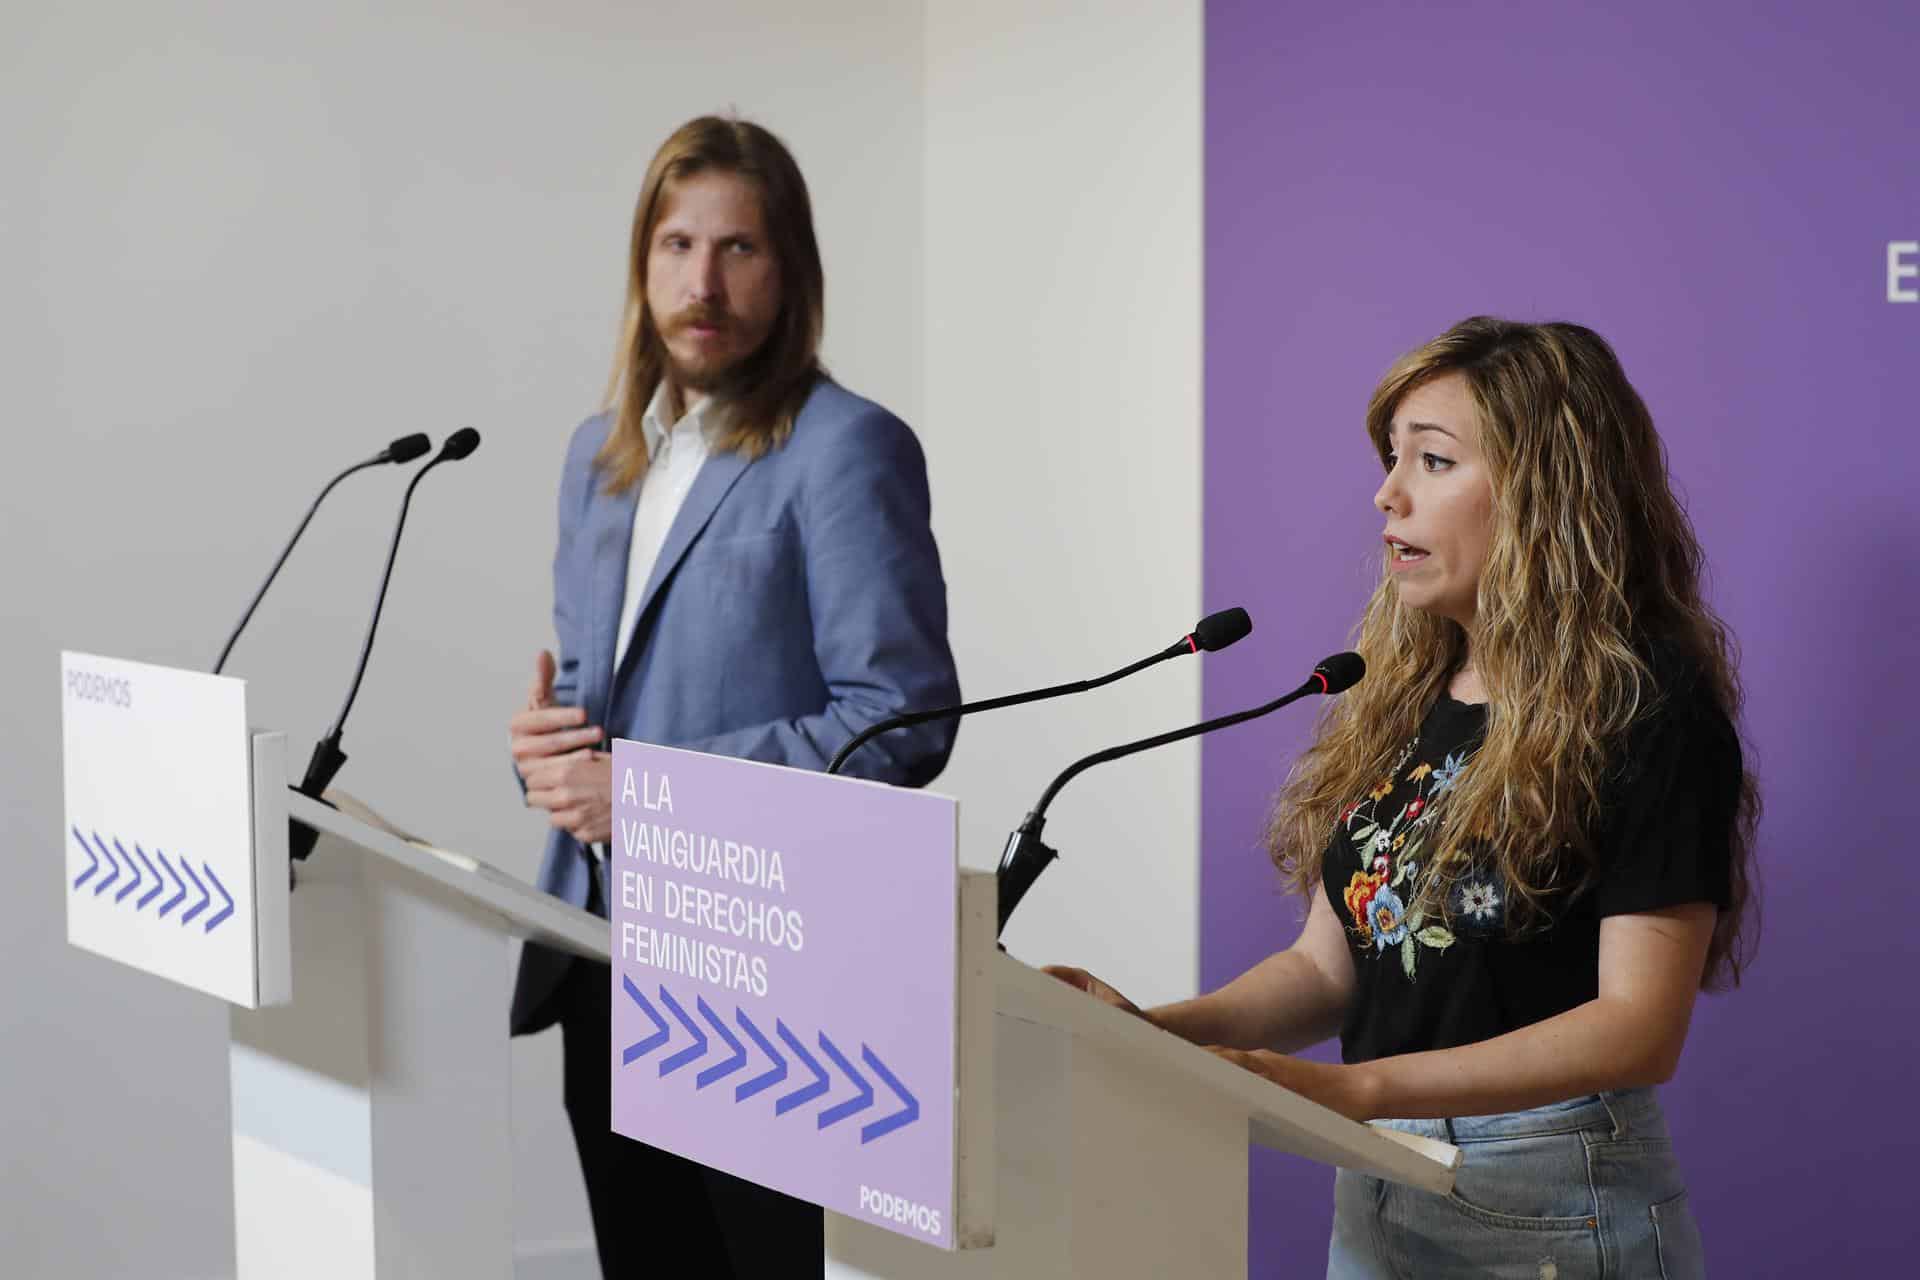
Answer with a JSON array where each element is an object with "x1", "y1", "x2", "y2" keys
[
  {"x1": 524, "y1": 748, "x2": 614, "y2": 845},
  {"x1": 511, "y1": 650, "x2": 611, "y2": 843}
]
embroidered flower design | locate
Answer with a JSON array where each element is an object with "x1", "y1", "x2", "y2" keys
[
  {"x1": 1367, "y1": 888, "x2": 1409, "y2": 949},
  {"x1": 1458, "y1": 880, "x2": 1502, "y2": 922},
  {"x1": 1345, "y1": 870, "x2": 1384, "y2": 914},
  {"x1": 1334, "y1": 721, "x2": 1479, "y2": 976},
  {"x1": 1434, "y1": 757, "x2": 1468, "y2": 795},
  {"x1": 1430, "y1": 751, "x2": 1468, "y2": 797},
  {"x1": 1344, "y1": 871, "x2": 1386, "y2": 942}
]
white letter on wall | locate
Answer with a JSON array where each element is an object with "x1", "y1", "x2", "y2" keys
[{"x1": 1889, "y1": 241, "x2": 1919, "y2": 303}]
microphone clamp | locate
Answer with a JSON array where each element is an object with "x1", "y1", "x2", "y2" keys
[
  {"x1": 996, "y1": 814, "x2": 1058, "y2": 934},
  {"x1": 288, "y1": 731, "x2": 346, "y2": 862}
]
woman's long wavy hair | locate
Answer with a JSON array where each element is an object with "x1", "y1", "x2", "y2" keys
[
  {"x1": 1268, "y1": 317, "x2": 1759, "y2": 990},
  {"x1": 596, "y1": 115, "x2": 826, "y2": 494}
]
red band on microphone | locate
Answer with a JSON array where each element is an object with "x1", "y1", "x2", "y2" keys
[
  {"x1": 1186, "y1": 635, "x2": 1199, "y2": 654},
  {"x1": 1312, "y1": 671, "x2": 1329, "y2": 693}
]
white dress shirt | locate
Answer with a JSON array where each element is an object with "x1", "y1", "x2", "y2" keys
[{"x1": 612, "y1": 383, "x2": 714, "y2": 671}]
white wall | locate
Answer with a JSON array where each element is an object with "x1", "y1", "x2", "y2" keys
[
  {"x1": 924, "y1": 0, "x2": 1204, "y2": 1004},
  {"x1": 0, "y1": 2, "x2": 1200, "y2": 1275}
]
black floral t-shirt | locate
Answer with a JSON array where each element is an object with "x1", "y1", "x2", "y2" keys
[{"x1": 1321, "y1": 680, "x2": 1741, "y2": 1065}]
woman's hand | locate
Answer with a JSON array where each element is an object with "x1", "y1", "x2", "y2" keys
[
  {"x1": 1204, "y1": 1047, "x2": 1378, "y2": 1122},
  {"x1": 1046, "y1": 966, "x2": 1377, "y2": 1119},
  {"x1": 1042, "y1": 966, "x2": 1148, "y2": 1021}
]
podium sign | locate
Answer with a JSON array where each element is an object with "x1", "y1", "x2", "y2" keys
[
  {"x1": 609, "y1": 742, "x2": 965, "y2": 1250},
  {"x1": 61, "y1": 652, "x2": 283, "y2": 1007}
]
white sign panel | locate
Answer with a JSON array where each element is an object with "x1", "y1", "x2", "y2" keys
[{"x1": 61, "y1": 652, "x2": 266, "y2": 1006}]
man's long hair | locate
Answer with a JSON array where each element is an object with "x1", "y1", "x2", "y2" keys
[
  {"x1": 1267, "y1": 317, "x2": 1760, "y2": 989},
  {"x1": 596, "y1": 116, "x2": 825, "y2": 493}
]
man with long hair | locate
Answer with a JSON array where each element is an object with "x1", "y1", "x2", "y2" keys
[
  {"x1": 1050, "y1": 318, "x2": 1756, "y2": 1277},
  {"x1": 506, "y1": 116, "x2": 959, "y2": 1277}
]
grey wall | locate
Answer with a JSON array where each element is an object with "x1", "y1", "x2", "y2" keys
[
  {"x1": 2, "y1": 3, "x2": 923, "y2": 1274},
  {"x1": 3, "y1": 2, "x2": 1207, "y2": 1276}
]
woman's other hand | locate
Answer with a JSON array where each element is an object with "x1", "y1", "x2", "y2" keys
[
  {"x1": 1204, "y1": 1047, "x2": 1378, "y2": 1122},
  {"x1": 1042, "y1": 966, "x2": 1147, "y2": 1020}
]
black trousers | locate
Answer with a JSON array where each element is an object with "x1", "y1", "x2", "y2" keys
[{"x1": 552, "y1": 951, "x2": 823, "y2": 1278}]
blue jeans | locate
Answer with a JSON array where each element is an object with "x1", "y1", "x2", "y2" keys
[{"x1": 1326, "y1": 1089, "x2": 1706, "y2": 1279}]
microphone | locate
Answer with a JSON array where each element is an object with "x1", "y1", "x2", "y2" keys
[
  {"x1": 996, "y1": 651, "x2": 1365, "y2": 934},
  {"x1": 211, "y1": 434, "x2": 433, "y2": 674},
  {"x1": 823, "y1": 607, "x2": 1253, "y2": 776},
  {"x1": 290, "y1": 428, "x2": 481, "y2": 860}
]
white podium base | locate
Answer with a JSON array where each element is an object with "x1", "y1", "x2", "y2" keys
[
  {"x1": 825, "y1": 1009, "x2": 1248, "y2": 1279},
  {"x1": 228, "y1": 828, "x2": 514, "y2": 1279}
]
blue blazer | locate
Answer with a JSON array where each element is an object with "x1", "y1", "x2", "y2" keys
[{"x1": 511, "y1": 376, "x2": 960, "y2": 1032}]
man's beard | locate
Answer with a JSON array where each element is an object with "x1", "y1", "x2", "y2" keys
[
  {"x1": 669, "y1": 352, "x2": 740, "y2": 395},
  {"x1": 661, "y1": 307, "x2": 755, "y2": 395}
]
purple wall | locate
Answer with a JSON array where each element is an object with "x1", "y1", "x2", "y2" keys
[{"x1": 1203, "y1": 1, "x2": 1917, "y2": 1271}]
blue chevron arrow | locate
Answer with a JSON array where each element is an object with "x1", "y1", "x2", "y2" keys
[
  {"x1": 695, "y1": 997, "x2": 747, "y2": 1090},
  {"x1": 113, "y1": 838, "x2": 142, "y2": 904},
  {"x1": 134, "y1": 846, "x2": 163, "y2": 911},
  {"x1": 815, "y1": 1032, "x2": 873, "y2": 1130},
  {"x1": 774, "y1": 1020, "x2": 830, "y2": 1116},
  {"x1": 71, "y1": 827, "x2": 99, "y2": 889},
  {"x1": 179, "y1": 860, "x2": 209, "y2": 926},
  {"x1": 156, "y1": 850, "x2": 186, "y2": 918},
  {"x1": 733, "y1": 1010, "x2": 787, "y2": 1102},
  {"x1": 621, "y1": 976, "x2": 670, "y2": 1063},
  {"x1": 656, "y1": 987, "x2": 707, "y2": 1077},
  {"x1": 859, "y1": 1046, "x2": 920, "y2": 1144},
  {"x1": 202, "y1": 864, "x2": 234, "y2": 931},
  {"x1": 92, "y1": 831, "x2": 120, "y2": 896}
]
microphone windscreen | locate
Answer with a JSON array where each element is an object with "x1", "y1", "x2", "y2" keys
[
  {"x1": 386, "y1": 433, "x2": 432, "y2": 463},
  {"x1": 1313, "y1": 651, "x2": 1366, "y2": 694},
  {"x1": 1193, "y1": 607, "x2": 1253, "y2": 652},
  {"x1": 439, "y1": 427, "x2": 481, "y2": 461}
]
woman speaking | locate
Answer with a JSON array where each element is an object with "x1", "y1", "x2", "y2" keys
[{"x1": 1049, "y1": 317, "x2": 1757, "y2": 1278}]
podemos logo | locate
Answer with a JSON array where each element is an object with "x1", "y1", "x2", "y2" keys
[
  {"x1": 859, "y1": 1185, "x2": 943, "y2": 1239},
  {"x1": 66, "y1": 669, "x2": 132, "y2": 709}
]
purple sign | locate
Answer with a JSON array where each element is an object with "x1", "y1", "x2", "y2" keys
[{"x1": 608, "y1": 741, "x2": 961, "y2": 1249}]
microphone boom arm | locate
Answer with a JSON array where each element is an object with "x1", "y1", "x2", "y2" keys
[
  {"x1": 825, "y1": 607, "x2": 1253, "y2": 776},
  {"x1": 998, "y1": 658, "x2": 1356, "y2": 936},
  {"x1": 291, "y1": 428, "x2": 478, "y2": 860},
  {"x1": 210, "y1": 434, "x2": 430, "y2": 675},
  {"x1": 211, "y1": 457, "x2": 383, "y2": 674},
  {"x1": 825, "y1": 651, "x2": 1164, "y2": 775},
  {"x1": 1030, "y1": 674, "x2": 1323, "y2": 819}
]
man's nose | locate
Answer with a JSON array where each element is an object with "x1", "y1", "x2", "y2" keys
[{"x1": 689, "y1": 245, "x2": 724, "y2": 301}]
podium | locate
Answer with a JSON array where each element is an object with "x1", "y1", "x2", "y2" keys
[
  {"x1": 824, "y1": 936, "x2": 1459, "y2": 1279},
  {"x1": 601, "y1": 741, "x2": 1461, "y2": 1280},
  {"x1": 57, "y1": 647, "x2": 609, "y2": 1277},
  {"x1": 246, "y1": 794, "x2": 1461, "y2": 1280},
  {"x1": 61, "y1": 655, "x2": 1460, "y2": 1280},
  {"x1": 226, "y1": 785, "x2": 608, "y2": 1279}
]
